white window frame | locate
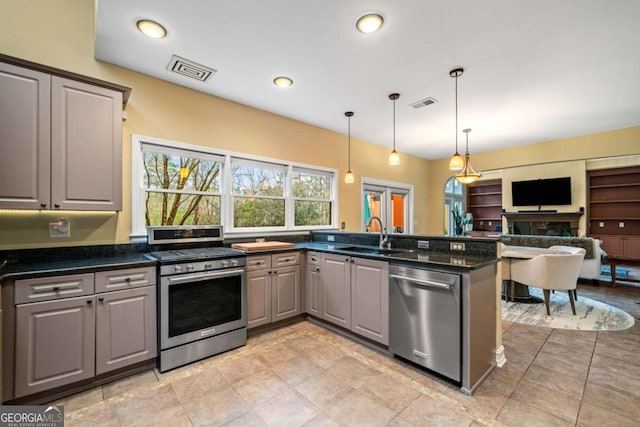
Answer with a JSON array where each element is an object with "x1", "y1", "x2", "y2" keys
[
  {"x1": 360, "y1": 177, "x2": 414, "y2": 234},
  {"x1": 131, "y1": 134, "x2": 338, "y2": 239}
]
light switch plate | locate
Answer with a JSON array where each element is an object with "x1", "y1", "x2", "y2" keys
[
  {"x1": 599, "y1": 222, "x2": 605, "y2": 227},
  {"x1": 49, "y1": 218, "x2": 70, "y2": 238},
  {"x1": 619, "y1": 222, "x2": 625, "y2": 228}
]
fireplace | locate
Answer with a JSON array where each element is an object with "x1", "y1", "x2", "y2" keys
[{"x1": 502, "y1": 211, "x2": 583, "y2": 236}]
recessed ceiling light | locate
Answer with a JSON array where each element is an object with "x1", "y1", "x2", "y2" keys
[
  {"x1": 274, "y1": 76, "x2": 293, "y2": 88},
  {"x1": 356, "y1": 14, "x2": 384, "y2": 33},
  {"x1": 136, "y1": 19, "x2": 167, "y2": 39}
]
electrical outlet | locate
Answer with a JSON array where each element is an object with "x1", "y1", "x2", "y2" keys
[
  {"x1": 341, "y1": 221, "x2": 346, "y2": 230},
  {"x1": 418, "y1": 240, "x2": 429, "y2": 249},
  {"x1": 450, "y1": 242, "x2": 465, "y2": 251},
  {"x1": 619, "y1": 222, "x2": 625, "y2": 228},
  {"x1": 49, "y1": 218, "x2": 70, "y2": 238},
  {"x1": 327, "y1": 235, "x2": 335, "y2": 242},
  {"x1": 599, "y1": 222, "x2": 604, "y2": 228}
]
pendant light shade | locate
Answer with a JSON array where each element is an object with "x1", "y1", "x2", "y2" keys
[
  {"x1": 455, "y1": 128, "x2": 481, "y2": 184},
  {"x1": 344, "y1": 111, "x2": 355, "y2": 184},
  {"x1": 448, "y1": 67, "x2": 465, "y2": 171},
  {"x1": 388, "y1": 93, "x2": 400, "y2": 166}
]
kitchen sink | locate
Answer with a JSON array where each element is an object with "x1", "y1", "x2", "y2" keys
[{"x1": 340, "y1": 246, "x2": 414, "y2": 256}]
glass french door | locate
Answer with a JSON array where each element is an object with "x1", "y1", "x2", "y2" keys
[{"x1": 363, "y1": 183, "x2": 411, "y2": 235}]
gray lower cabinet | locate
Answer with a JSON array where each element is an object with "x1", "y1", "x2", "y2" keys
[
  {"x1": 307, "y1": 253, "x2": 389, "y2": 345},
  {"x1": 95, "y1": 286, "x2": 156, "y2": 375},
  {"x1": 246, "y1": 251, "x2": 301, "y2": 329},
  {"x1": 15, "y1": 295, "x2": 96, "y2": 398},
  {"x1": 12, "y1": 267, "x2": 156, "y2": 399},
  {"x1": 0, "y1": 61, "x2": 123, "y2": 211},
  {"x1": 305, "y1": 252, "x2": 322, "y2": 318},
  {"x1": 320, "y1": 253, "x2": 351, "y2": 329},
  {"x1": 350, "y1": 257, "x2": 389, "y2": 345}
]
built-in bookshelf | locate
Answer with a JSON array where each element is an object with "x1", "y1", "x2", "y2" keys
[
  {"x1": 588, "y1": 166, "x2": 640, "y2": 257},
  {"x1": 466, "y1": 179, "x2": 502, "y2": 233}
]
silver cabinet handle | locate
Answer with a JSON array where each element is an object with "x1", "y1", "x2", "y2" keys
[{"x1": 390, "y1": 273, "x2": 453, "y2": 290}]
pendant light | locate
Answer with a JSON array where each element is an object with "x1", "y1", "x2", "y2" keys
[
  {"x1": 344, "y1": 111, "x2": 355, "y2": 184},
  {"x1": 455, "y1": 128, "x2": 482, "y2": 184},
  {"x1": 388, "y1": 93, "x2": 400, "y2": 166},
  {"x1": 448, "y1": 67, "x2": 465, "y2": 171}
]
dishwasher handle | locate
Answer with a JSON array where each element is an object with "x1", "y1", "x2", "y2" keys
[{"x1": 390, "y1": 273, "x2": 453, "y2": 290}]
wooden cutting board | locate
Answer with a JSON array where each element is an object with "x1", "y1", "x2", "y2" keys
[{"x1": 231, "y1": 241, "x2": 295, "y2": 251}]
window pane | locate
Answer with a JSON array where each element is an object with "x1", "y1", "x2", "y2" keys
[
  {"x1": 144, "y1": 151, "x2": 222, "y2": 192},
  {"x1": 294, "y1": 200, "x2": 331, "y2": 226},
  {"x1": 292, "y1": 171, "x2": 331, "y2": 199},
  {"x1": 231, "y1": 162, "x2": 284, "y2": 197},
  {"x1": 146, "y1": 192, "x2": 221, "y2": 226},
  {"x1": 233, "y1": 197, "x2": 285, "y2": 227}
]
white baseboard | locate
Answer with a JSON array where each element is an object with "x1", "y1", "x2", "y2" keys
[{"x1": 495, "y1": 345, "x2": 507, "y2": 367}]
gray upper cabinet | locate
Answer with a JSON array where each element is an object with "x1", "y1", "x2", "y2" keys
[
  {"x1": 0, "y1": 61, "x2": 123, "y2": 211},
  {"x1": 0, "y1": 63, "x2": 50, "y2": 209}
]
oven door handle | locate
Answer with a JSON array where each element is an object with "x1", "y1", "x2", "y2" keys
[{"x1": 166, "y1": 268, "x2": 245, "y2": 285}]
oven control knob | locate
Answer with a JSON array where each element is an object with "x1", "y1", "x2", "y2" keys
[
  {"x1": 186, "y1": 264, "x2": 195, "y2": 271},
  {"x1": 174, "y1": 265, "x2": 183, "y2": 273},
  {"x1": 231, "y1": 259, "x2": 239, "y2": 266},
  {"x1": 204, "y1": 263, "x2": 213, "y2": 270},
  {"x1": 221, "y1": 260, "x2": 229, "y2": 267}
]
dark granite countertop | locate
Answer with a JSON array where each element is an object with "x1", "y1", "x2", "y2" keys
[
  {"x1": 294, "y1": 242, "x2": 499, "y2": 271},
  {"x1": 0, "y1": 254, "x2": 155, "y2": 282}
]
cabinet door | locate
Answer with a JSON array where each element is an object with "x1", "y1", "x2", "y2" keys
[
  {"x1": 0, "y1": 63, "x2": 51, "y2": 209},
  {"x1": 272, "y1": 265, "x2": 300, "y2": 322},
  {"x1": 350, "y1": 258, "x2": 389, "y2": 345},
  {"x1": 15, "y1": 296, "x2": 95, "y2": 398},
  {"x1": 624, "y1": 237, "x2": 640, "y2": 258},
  {"x1": 51, "y1": 77, "x2": 122, "y2": 210},
  {"x1": 599, "y1": 236, "x2": 624, "y2": 257},
  {"x1": 95, "y1": 286, "x2": 157, "y2": 375},
  {"x1": 321, "y1": 254, "x2": 351, "y2": 328},
  {"x1": 246, "y1": 269, "x2": 271, "y2": 328},
  {"x1": 306, "y1": 264, "x2": 322, "y2": 318}
]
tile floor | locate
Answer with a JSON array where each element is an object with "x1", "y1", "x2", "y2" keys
[{"x1": 54, "y1": 281, "x2": 640, "y2": 426}]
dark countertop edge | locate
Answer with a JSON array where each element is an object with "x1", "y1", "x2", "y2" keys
[
  {"x1": 0, "y1": 255, "x2": 156, "y2": 283},
  {"x1": 293, "y1": 243, "x2": 500, "y2": 271}
]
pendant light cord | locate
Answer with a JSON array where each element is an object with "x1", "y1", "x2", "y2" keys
[
  {"x1": 348, "y1": 116, "x2": 351, "y2": 170},
  {"x1": 393, "y1": 97, "x2": 396, "y2": 151},
  {"x1": 455, "y1": 73, "x2": 458, "y2": 153}
]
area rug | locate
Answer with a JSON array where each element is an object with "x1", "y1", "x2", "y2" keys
[{"x1": 502, "y1": 288, "x2": 635, "y2": 331}]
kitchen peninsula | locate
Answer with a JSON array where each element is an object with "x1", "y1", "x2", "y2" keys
[{"x1": 1, "y1": 231, "x2": 501, "y2": 403}]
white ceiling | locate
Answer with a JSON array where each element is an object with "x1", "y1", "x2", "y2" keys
[{"x1": 95, "y1": 0, "x2": 640, "y2": 161}]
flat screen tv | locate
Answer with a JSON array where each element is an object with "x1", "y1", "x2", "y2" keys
[{"x1": 511, "y1": 177, "x2": 572, "y2": 207}]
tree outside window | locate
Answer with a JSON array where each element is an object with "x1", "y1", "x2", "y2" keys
[
  {"x1": 232, "y1": 160, "x2": 285, "y2": 228},
  {"x1": 143, "y1": 149, "x2": 222, "y2": 226},
  {"x1": 292, "y1": 169, "x2": 332, "y2": 226}
]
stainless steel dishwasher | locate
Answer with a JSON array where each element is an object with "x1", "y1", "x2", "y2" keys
[{"x1": 389, "y1": 264, "x2": 461, "y2": 382}]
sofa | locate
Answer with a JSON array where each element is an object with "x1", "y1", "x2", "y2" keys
[{"x1": 500, "y1": 234, "x2": 603, "y2": 281}]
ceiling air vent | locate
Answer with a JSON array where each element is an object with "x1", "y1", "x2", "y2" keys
[
  {"x1": 410, "y1": 97, "x2": 437, "y2": 109},
  {"x1": 167, "y1": 55, "x2": 216, "y2": 82}
]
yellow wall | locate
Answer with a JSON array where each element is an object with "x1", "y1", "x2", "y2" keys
[
  {"x1": 0, "y1": 0, "x2": 430, "y2": 249},
  {"x1": 0, "y1": 0, "x2": 638, "y2": 249},
  {"x1": 428, "y1": 127, "x2": 640, "y2": 235}
]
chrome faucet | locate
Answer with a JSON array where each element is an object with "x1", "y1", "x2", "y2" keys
[{"x1": 367, "y1": 216, "x2": 389, "y2": 249}]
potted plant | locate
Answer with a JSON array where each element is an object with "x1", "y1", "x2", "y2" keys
[{"x1": 451, "y1": 205, "x2": 469, "y2": 236}]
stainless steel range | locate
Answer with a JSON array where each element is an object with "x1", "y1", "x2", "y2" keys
[{"x1": 147, "y1": 226, "x2": 246, "y2": 372}]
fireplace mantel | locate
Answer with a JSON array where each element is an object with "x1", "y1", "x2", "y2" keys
[{"x1": 502, "y1": 211, "x2": 584, "y2": 236}]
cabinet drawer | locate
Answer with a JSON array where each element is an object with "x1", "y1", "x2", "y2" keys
[
  {"x1": 95, "y1": 266, "x2": 156, "y2": 293},
  {"x1": 15, "y1": 273, "x2": 95, "y2": 304},
  {"x1": 307, "y1": 251, "x2": 322, "y2": 266},
  {"x1": 273, "y1": 251, "x2": 300, "y2": 267},
  {"x1": 246, "y1": 255, "x2": 271, "y2": 271}
]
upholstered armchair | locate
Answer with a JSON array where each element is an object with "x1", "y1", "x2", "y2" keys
[{"x1": 510, "y1": 247, "x2": 586, "y2": 315}]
